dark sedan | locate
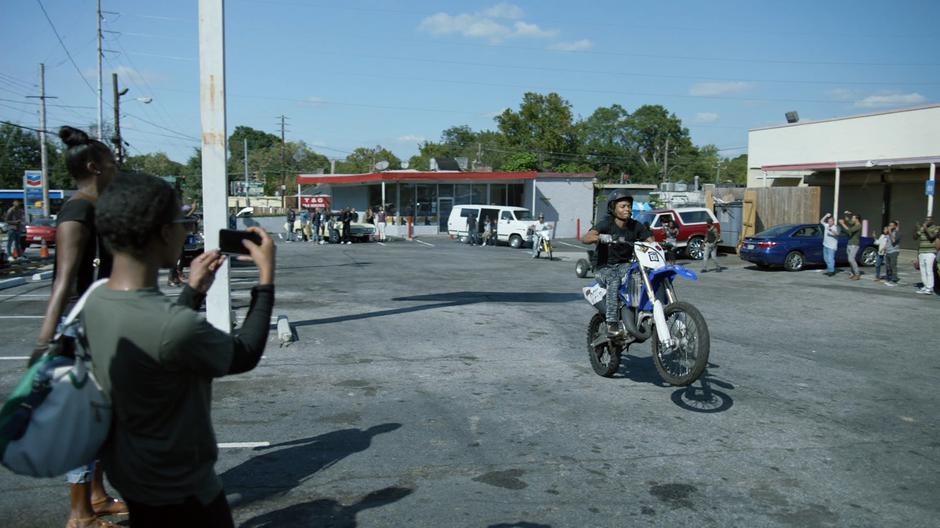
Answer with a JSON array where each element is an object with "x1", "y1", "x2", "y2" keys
[{"x1": 739, "y1": 223, "x2": 877, "y2": 272}]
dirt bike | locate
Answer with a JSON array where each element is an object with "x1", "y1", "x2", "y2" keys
[
  {"x1": 529, "y1": 228, "x2": 553, "y2": 260},
  {"x1": 582, "y1": 238, "x2": 709, "y2": 386}
]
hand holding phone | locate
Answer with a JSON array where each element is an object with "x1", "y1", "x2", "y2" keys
[
  {"x1": 219, "y1": 229, "x2": 262, "y2": 255},
  {"x1": 221, "y1": 228, "x2": 275, "y2": 285}
]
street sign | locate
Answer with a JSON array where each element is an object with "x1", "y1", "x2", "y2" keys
[
  {"x1": 927, "y1": 180, "x2": 935, "y2": 197},
  {"x1": 23, "y1": 170, "x2": 44, "y2": 220}
]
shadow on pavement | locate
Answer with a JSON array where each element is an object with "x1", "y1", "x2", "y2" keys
[
  {"x1": 488, "y1": 523, "x2": 553, "y2": 528},
  {"x1": 222, "y1": 423, "x2": 401, "y2": 510},
  {"x1": 285, "y1": 292, "x2": 581, "y2": 328},
  {"x1": 670, "y1": 365, "x2": 735, "y2": 413},
  {"x1": 238, "y1": 486, "x2": 413, "y2": 528}
]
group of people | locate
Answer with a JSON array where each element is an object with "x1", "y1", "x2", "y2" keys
[
  {"x1": 281, "y1": 206, "x2": 390, "y2": 244},
  {"x1": 822, "y1": 210, "x2": 939, "y2": 295},
  {"x1": 463, "y1": 212, "x2": 497, "y2": 247},
  {"x1": 30, "y1": 126, "x2": 276, "y2": 528}
]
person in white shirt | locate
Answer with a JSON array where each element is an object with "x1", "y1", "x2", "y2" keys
[
  {"x1": 529, "y1": 214, "x2": 551, "y2": 259},
  {"x1": 821, "y1": 213, "x2": 839, "y2": 276},
  {"x1": 874, "y1": 226, "x2": 889, "y2": 281}
]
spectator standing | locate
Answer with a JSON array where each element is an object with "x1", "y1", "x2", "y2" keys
[
  {"x1": 839, "y1": 211, "x2": 862, "y2": 280},
  {"x1": 84, "y1": 172, "x2": 275, "y2": 528},
  {"x1": 376, "y1": 207, "x2": 387, "y2": 241},
  {"x1": 365, "y1": 207, "x2": 374, "y2": 225},
  {"x1": 228, "y1": 209, "x2": 237, "y2": 230},
  {"x1": 884, "y1": 220, "x2": 901, "y2": 285},
  {"x1": 701, "y1": 219, "x2": 721, "y2": 273},
  {"x1": 285, "y1": 207, "x2": 296, "y2": 242},
  {"x1": 466, "y1": 213, "x2": 478, "y2": 245},
  {"x1": 32, "y1": 126, "x2": 126, "y2": 528},
  {"x1": 341, "y1": 208, "x2": 353, "y2": 244},
  {"x1": 874, "y1": 226, "x2": 889, "y2": 280},
  {"x1": 914, "y1": 216, "x2": 939, "y2": 294},
  {"x1": 310, "y1": 207, "x2": 321, "y2": 244},
  {"x1": 481, "y1": 215, "x2": 492, "y2": 246},
  {"x1": 4, "y1": 200, "x2": 25, "y2": 260},
  {"x1": 490, "y1": 217, "x2": 498, "y2": 246},
  {"x1": 663, "y1": 218, "x2": 679, "y2": 265},
  {"x1": 821, "y1": 213, "x2": 839, "y2": 276},
  {"x1": 299, "y1": 208, "x2": 310, "y2": 242}
]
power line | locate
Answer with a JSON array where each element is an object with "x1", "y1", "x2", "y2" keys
[{"x1": 34, "y1": 0, "x2": 97, "y2": 97}]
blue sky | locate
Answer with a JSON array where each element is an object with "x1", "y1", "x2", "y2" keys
[{"x1": 2, "y1": 0, "x2": 938, "y2": 165}]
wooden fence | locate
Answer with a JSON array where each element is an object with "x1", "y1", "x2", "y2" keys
[{"x1": 736, "y1": 187, "x2": 821, "y2": 246}]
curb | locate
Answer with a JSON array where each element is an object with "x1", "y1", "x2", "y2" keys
[
  {"x1": 0, "y1": 277, "x2": 26, "y2": 290},
  {"x1": 31, "y1": 271, "x2": 53, "y2": 282}
]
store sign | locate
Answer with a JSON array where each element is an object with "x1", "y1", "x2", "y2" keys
[
  {"x1": 300, "y1": 195, "x2": 331, "y2": 209},
  {"x1": 23, "y1": 170, "x2": 44, "y2": 219}
]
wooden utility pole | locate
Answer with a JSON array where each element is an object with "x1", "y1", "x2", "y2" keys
[
  {"x1": 111, "y1": 73, "x2": 124, "y2": 164},
  {"x1": 96, "y1": 0, "x2": 104, "y2": 140},
  {"x1": 278, "y1": 114, "x2": 287, "y2": 205},
  {"x1": 662, "y1": 137, "x2": 669, "y2": 183},
  {"x1": 26, "y1": 64, "x2": 55, "y2": 217}
]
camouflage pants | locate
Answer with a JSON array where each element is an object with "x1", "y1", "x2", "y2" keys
[{"x1": 595, "y1": 263, "x2": 631, "y2": 322}]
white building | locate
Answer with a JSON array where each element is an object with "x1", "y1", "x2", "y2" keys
[
  {"x1": 295, "y1": 171, "x2": 596, "y2": 239},
  {"x1": 747, "y1": 104, "x2": 940, "y2": 248}
]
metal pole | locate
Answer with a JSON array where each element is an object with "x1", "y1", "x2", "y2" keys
[
  {"x1": 833, "y1": 167, "x2": 841, "y2": 218},
  {"x1": 112, "y1": 73, "x2": 123, "y2": 164},
  {"x1": 929, "y1": 163, "x2": 936, "y2": 218},
  {"x1": 96, "y1": 0, "x2": 103, "y2": 140},
  {"x1": 39, "y1": 64, "x2": 49, "y2": 218},
  {"x1": 243, "y1": 137, "x2": 249, "y2": 206},
  {"x1": 198, "y1": 0, "x2": 231, "y2": 331},
  {"x1": 531, "y1": 178, "x2": 537, "y2": 215},
  {"x1": 381, "y1": 181, "x2": 386, "y2": 210}
]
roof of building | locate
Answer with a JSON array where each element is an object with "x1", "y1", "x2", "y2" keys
[
  {"x1": 296, "y1": 171, "x2": 595, "y2": 185},
  {"x1": 749, "y1": 103, "x2": 940, "y2": 132}
]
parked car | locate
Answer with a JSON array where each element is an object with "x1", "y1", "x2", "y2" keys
[
  {"x1": 22, "y1": 217, "x2": 56, "y2": 248},
  {"x1": 739, "y1": 223, "x2": 877, "y2": 271},
  {"x1": 447, "y1": 204, "x2": 536, "y2": 248},
  {"x1": 634, "y1": 207, "x2": 720, "y2": 260},
  {"x1": 326, "y1": 211, "x2": 375, "y2": 242}
]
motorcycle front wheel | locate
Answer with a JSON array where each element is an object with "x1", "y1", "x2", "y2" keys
[
  {"x1": 651, "y1": 301, "x2": 709, "y2": 386},
  {"x1": 587, "y1": 313, "x2": 621, "y2": 377}
]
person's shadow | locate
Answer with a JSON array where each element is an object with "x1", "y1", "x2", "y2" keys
[
  {"x1": 239, "y1": 486, "x2": 414, "y2": 528},
  {"x1": 222, "y1": 423, "x2": 401, "y2": 509}
]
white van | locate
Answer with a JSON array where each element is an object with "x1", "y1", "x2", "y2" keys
[{"x1": 447, "y1": 205, "x2": 538, "y2": 248}]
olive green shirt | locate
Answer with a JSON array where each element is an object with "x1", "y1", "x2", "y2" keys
[
  {"x1": 915, "y1": 224, "x2": 939, "y2": 254},
  {"x1": 843, "y1": 220, "x2": 861, "y2": 245},
  {"x1": 83, "y1": 286, "x2": 234, "y2": 506}
]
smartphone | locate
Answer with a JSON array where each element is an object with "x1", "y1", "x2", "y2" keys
[{"x1": 219, "y1": 229, "x2": 261, "y2": 255}]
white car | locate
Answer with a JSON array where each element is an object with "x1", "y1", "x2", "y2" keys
[{"x1": 447, "y1": 204, "x2": 539, "y2": 248}]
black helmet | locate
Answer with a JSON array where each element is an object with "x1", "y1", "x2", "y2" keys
[{"x1": 606, "y1": 189, "x2": 634, "y2": 214}]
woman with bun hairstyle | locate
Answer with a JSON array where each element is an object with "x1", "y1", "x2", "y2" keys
[{"x1": 32, "y1": 126, "x2": 126, "y2": 527}]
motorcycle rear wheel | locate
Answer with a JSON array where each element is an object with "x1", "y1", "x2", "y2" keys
[
  {"x1": 651, "y1": 301, "x2": 709, "y2": 386},
  {"x1": 587, "y1": 313, "x2": 621, "y2": 377}
]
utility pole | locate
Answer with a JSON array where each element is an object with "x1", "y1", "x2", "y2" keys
[
  {"x1": 96, "y1": 0, "x2": 104, "y2": 140},
  {"x1": 243, "y1": 137, "x2": 249, "y2": 206},
  {"x1": 662, "y1": 137, "x2": 669, "y2": 184},
  {"x1": 27, "y1": 64, "x2": 55, "y2": 217},
  {"x1": 278, "y1": 114, "x2": 287, "y2": 205},
  {"x1": 715, "y1": 160, "x2": 721, "y2": 186},
  {"x1": 111, "y1": 73, "x2": 127, "y2": 165}
]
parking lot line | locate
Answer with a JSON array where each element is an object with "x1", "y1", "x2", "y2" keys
[
  {"x1": 0, "y1": 357, "x2": 29, "y2": 361},
  {"x1": 413, "y1": 239, "x2": 434, "y2": 247},
  {"x1": 377, "y1": 242, "x2": 386, "y2": 246},
  {"x1": 218, "y1": 441, "x2": 270, "y2": 449},
  {"x1": 0, "y1": 316, "x2": 44, "y2": 319}
]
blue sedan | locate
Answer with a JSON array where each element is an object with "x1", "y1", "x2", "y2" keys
[{"x1": 739, "y1": 223, "x2": 877, "y2": 272}]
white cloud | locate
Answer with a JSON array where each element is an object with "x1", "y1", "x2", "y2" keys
[
  {"x1": 689, "y1": 81, "x2": 754, "y2": 97},
  {"x1": 854, "y1": 92, "x2": 926, "y2": 108},
  {"x1": 483, "y1": 3, "x2": 524, "y2": 19},
  {"x1": 418, "y1": 5, "x2": 557, "y2": 43},
  {"x1": 298, "y1": 96, "x2": 326, "y2": 108},
  {"x1": 397, "y1": 134, "x2": 426, "y2": 143},
  {"x1": 827, "y1": 88, "x2": 855, "y2": 101},
  {"x1": 695, "y1": 112, "x2": 720, "y2": 123},
  {"x1": 549, "y1": 39, "x2": 593, "y2": 52}
]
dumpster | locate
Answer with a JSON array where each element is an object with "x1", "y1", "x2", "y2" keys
[{"x1": 715, "y1": 201, "x2": 743, "y2": 249}]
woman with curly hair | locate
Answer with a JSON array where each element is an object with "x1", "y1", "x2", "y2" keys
[
  {"x1": 83, "y1": 171, "x2": 275, "y2": 527},
  {"x1": 31, "y1": 126, "x2": 126, "y2": 528}
]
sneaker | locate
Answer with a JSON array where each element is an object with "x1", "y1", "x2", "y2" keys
[
  {"x1": 606, "y1": 322, "x2": 625, "y2": 338},
  {"x1": 700, "y1": 269, "x2": 708, "y2": 273},
  {"x1": 883, "y1": 281, "x2": 896, "y2": 287}
]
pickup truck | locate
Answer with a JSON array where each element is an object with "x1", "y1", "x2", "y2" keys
[{"x1": 634, "y1": 207, "x2": 720, "y2": 260}]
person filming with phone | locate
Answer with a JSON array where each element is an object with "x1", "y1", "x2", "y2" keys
[{"x1": 82, "y1": 172, "x2": 276, "y2": 527}]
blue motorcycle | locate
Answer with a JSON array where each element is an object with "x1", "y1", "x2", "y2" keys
[{"x1": 582, "y1": 240, "x2": 710, "y2": 385}]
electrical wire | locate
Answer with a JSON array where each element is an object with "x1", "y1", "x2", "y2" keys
[{"x1": 34, "y1": 0, "x2": 97, "y2": 97}]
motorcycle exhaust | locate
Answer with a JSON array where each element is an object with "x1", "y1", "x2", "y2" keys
[{"x1": 620, "y1": 306, "x2": 652, "y2": 341}]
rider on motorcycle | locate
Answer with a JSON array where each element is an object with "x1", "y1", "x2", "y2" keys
[
  {"x1": 582, "y1": 190, "x2": 654, "y2": 338},
  {"x1": 529, "y1": 213, "x2": 551, "y2": 259}
]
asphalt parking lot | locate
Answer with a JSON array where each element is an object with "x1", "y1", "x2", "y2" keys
[{"x1": 0, "y1": 237, "x2": 938, "y2": 527}]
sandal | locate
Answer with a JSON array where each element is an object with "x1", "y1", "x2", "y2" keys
[
  {"x1": 92, "y1": 496, "x2": 129, "y2": 516},
  {"x1": 66, "y1": 517, "x2": 118, "y2": 528}
]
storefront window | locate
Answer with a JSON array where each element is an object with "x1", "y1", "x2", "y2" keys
[
  {"x1": 439, "y1": 184, "x2": 453, "y2": 197},
  {"x1": 508, "y1": 184, "x2": 524, "y2": 207},
  {"x1": 490, "y1": 184, "x2": 507, "y2": 205},
  {"x1": 401, "y1": 183, "x2": 416, "y2": 218},
  {"x1": 455, "y1": 184, "x2": 472, "y2": 205},
  {"x1": 472, "y1": 184, "x2": 486, "y2": 204},
  {"x1": 416, "y1": 184, "x2": 438, "y2": 225}
]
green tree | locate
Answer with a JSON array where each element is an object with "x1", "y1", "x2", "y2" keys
[
  {"x1": 576, "y1": 104, "x2": 638, "y2": 180},
  {"x1": 180, "y1": 148, "x2": 202, "y2": 202},
  {"x1": 123, "y1": 152, "x2": 184, "y2": 177},
  {"x1": 495, "y1": 92, "x2": 578, "y2": 170},
  {"x1": 501, "y1": 152, "x2": 538, "y2": 172},
  {"x1": 625, "y1": 104, "x2": 692, "y2": 182},
  {"x1": 336, "y1": 146, "x2": 400, "y2": 174},
  {"x1": 721, "y1": 154, "x2": 748, "y2": 185}
]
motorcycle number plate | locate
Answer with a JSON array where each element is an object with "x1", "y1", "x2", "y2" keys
[{"x1": 583, "y1": 284, "x2": 607, "y2": 305}]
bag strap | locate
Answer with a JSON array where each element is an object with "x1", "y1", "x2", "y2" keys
[{"x1": 54, "y1": 279, "x2": 109, "y2": 339}]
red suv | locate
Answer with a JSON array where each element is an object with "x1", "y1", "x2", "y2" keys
[{"x1": 635, "y1": 207, "x2": 720, "y2": 260}]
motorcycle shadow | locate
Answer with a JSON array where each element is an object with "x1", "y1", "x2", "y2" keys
[
  {"x1": 669, "y1": 364, "x2": 735, "y2": 414},
  {"x1": 610, "y1": 353, "x2": 671, "y2": 388}
]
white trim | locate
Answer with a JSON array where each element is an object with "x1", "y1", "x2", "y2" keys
[{"x1": 749, "y1": 103, "x2": 940, "y2": 132}]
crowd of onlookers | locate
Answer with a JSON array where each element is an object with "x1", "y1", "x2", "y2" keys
[{"x1": 275, "y1": 206, "x2": 390, "y2": 245}]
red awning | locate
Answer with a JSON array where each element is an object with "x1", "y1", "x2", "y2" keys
[{"x1": 296, "y1": 171, "x2": 594, "y2": 185}]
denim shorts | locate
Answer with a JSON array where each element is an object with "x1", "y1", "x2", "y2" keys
[{"x1": 66, "y1": 461, "x2": 96, "y2": 484}]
